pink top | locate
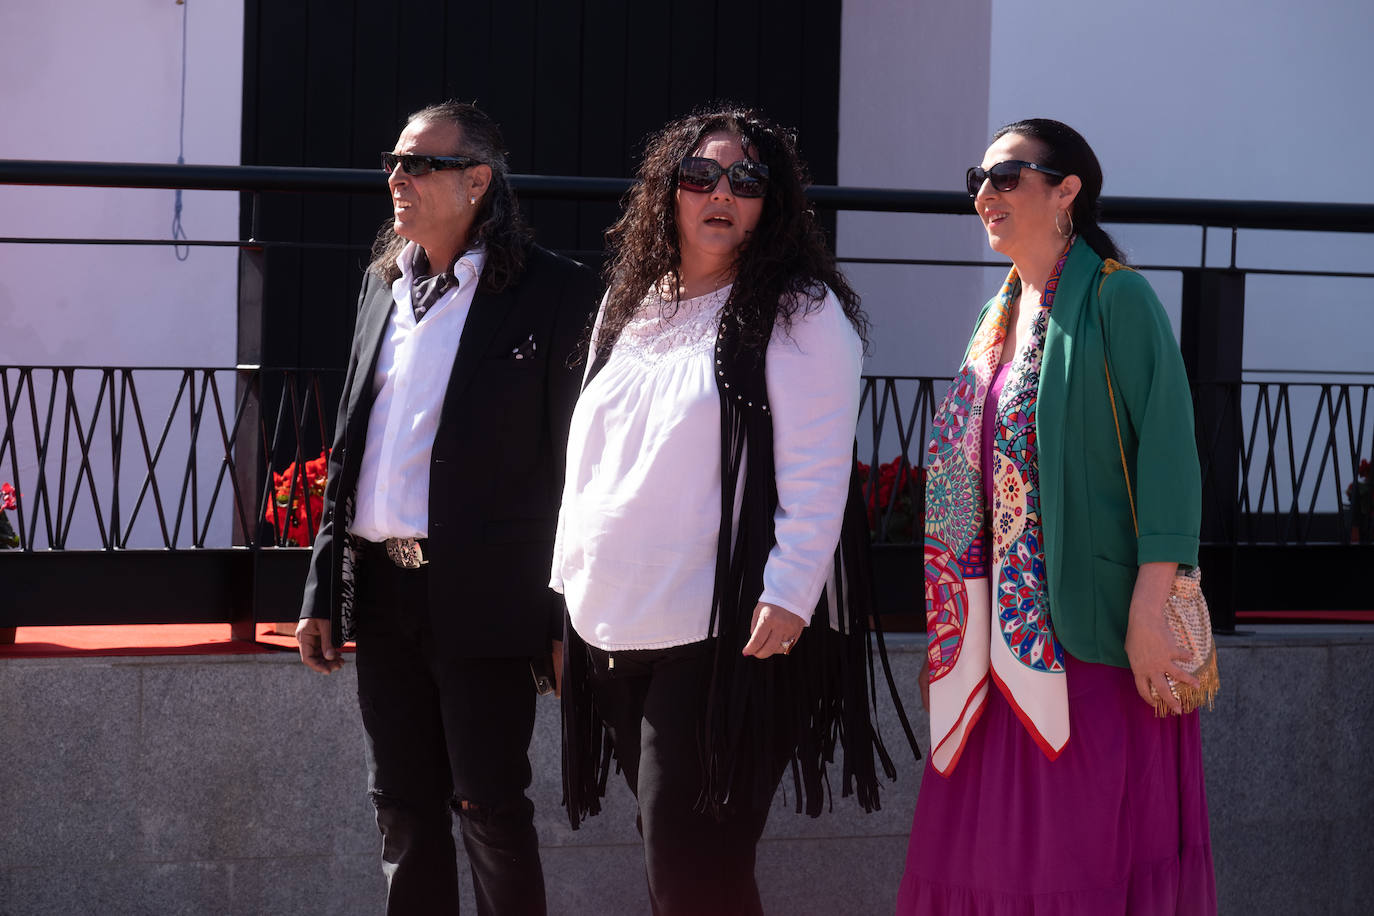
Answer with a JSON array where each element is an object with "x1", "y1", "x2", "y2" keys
[{"x1": 980, "y1": 361, "x2": 1013, "y2": 508}]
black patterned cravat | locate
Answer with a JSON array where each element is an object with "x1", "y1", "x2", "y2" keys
[{"x1": 410, "y1": 253, "x2": 453, "y2": 322}]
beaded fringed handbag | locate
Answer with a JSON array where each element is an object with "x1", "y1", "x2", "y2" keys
[
  {"x1": 1154, "y1": 566, "x2": 1220, "y2": 715},
  {"x1": 1101, "y1": 262, "x2": 1220, "y2": 717}
]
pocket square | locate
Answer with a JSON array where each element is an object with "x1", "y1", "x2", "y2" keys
[{"x1": 510, "y1": 334, "x2": 538, "y2": 360}]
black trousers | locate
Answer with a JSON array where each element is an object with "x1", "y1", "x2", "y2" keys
[
  {"x1": 589, "y1": 641, "x2": 789, "y2": 916},
  {"x1": 354, "y1": 546, "x2": 545, "y2": 916}
]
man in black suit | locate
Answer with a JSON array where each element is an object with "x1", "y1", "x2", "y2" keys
[{"x1": 296, "y1": 100, "x2": 598, "y2": 915}]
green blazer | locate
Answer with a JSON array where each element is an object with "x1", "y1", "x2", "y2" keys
[{"x1": 962, "y1": 237, "x2": 1201, "y2": 668}]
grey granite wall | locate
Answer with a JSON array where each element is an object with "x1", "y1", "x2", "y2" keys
[{"x1": 1, "y1": 628, "x2": 1370, "y2": 915}]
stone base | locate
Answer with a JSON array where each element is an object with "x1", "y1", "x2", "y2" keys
[{"x1": 1, "y1": 628, "x2": 1371, "y2": 914}]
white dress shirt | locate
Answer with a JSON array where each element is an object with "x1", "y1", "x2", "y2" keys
[
  {"x1": 349, "y1": 242, "x2": 486, "y2": 542},
  {"x1": 550, "y1": 284, "x2": 863, "y2": 651}
]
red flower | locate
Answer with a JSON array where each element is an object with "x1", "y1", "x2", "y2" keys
[
  {"x1": 0, "y1": 482, "x2": 17, "y2": 549},
  {"x1": 858, "y1": 456, "x2": 924, "y2": 542},
  {"x1": 265, "y1": 450, "x2": 330, "y2": 547}
]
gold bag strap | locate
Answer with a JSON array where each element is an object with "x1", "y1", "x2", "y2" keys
[
  {"x1": 1105, "y1": 358, "x2": 1139, "y2": 538},
  {"x1": 1099, "y1": 258, "x2": 1140, "y2": 538}
]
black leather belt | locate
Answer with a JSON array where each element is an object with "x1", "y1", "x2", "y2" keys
[{"x1": 364, "y1": 537, "x2": 429, "y2": 569}]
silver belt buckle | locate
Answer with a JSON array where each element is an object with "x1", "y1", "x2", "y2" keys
[{"x1": 384, "y1": 537, "x2": 427, "y2": 569}]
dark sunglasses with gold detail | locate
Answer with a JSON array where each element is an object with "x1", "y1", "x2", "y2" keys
[
  {"x1": 965, "y1": 159, "x2": 1065, "y2": 197},
  {"x1": 381, "y1": 152, "x2": 483, "y2": 177}
]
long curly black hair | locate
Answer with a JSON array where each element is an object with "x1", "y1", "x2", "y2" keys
[
  {"x1": 594, "y1": 105, "x2": 868, "y2": 358},
  {"x1": 368, "y1": 100, "x2": 532, "y2": 292}
]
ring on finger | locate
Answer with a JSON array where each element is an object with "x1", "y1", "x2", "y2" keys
[{"x1": 779, "y1": 637, "x2": 795, "y2": 654}]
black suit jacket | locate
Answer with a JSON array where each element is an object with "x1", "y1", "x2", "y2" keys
[{"x1": 300, "y1": 243, "x2": 600, "y2": 657}]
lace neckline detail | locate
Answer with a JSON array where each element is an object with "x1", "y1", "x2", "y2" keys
[{"x1": 614, "y1": 285, "x2": 732, "y2": 369}]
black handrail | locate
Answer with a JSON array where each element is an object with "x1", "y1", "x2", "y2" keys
[{"x1": 4, "y1": 158, "x2": 1374, "y2": 231}]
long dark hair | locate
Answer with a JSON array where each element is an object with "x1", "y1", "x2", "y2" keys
[
  {"x1": 595, "y1": 105, "x2": 868, "y2": 357},
  {"x1": 368, "y1": 100, "x2": 532, "y2": 291},
  {"x1": 992, "y1": 118, "x2": 1124, "y2": 263}
]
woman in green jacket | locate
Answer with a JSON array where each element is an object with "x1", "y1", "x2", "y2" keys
[{"x1": 897, "y1": 119, "x2": 1216, "y2": 913}]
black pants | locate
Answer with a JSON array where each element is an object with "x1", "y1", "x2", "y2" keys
[
  {"x1": 354, "y1": 548, "x2": 545, "y2": 916},
  {"x1": 589, "y1": 641, "x2": 788, "y2": 916}
]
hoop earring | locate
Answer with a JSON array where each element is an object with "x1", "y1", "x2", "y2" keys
[{"x1": 1056, "y1": 209, "x2": 1074, "y2": 239}]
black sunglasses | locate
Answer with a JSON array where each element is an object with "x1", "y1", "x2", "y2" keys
[
  {"x1": 965, "y1": 160, "x2": 1066, "y2": 197},
  {"x1": 381, "y1": 152, "x2": 482, "y2": 177},
  {"x1": 677, "y1": 156, "x2": 770, "y2": 198}
]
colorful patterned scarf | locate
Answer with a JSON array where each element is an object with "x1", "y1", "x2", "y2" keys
[{"x1": 923, "y1": 245, "x2": 1072, "y2": 775}]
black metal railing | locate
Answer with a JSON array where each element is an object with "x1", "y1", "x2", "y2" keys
[
  {"x1": 1223, "y1": 380, "x2": 1374, "y2": 544},
  {"x1": 5, "y1": 158, "x2": 1374, "y2": 239},
  {"x1": 3, "y1": 158, "x2": 1372, "y2": 634},
  {"x1": 4, "y1": 365, "x2": 1368, "y2": 626},
  {"x1": 0, "y1": 366, "x2": 345, "y2": 632},
  {"x1": 854, "y1": 375, "x2": 1374, "y2": 625},
  {"x1": 853, "y1": 375, "x2": 1374, "y2": 548},
  {"x1": 0, "y1": 366, "x2": 342, "y2": 551}
]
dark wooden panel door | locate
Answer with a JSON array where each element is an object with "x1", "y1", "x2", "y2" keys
[{"x1": 241, "y1": 0, "x2": 844, "y2": 369}]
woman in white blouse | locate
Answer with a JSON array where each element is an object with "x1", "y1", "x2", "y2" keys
[{"x1": 551, "y1": 107, "x2": 878, "y2": 916}]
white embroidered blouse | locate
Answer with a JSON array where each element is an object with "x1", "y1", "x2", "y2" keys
[{"x1": 549, "y1": 284, "x2": 863, "y2": 651}]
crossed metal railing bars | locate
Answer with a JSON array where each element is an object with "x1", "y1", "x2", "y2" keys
[
  {"x1": 4, "y1": 365, "x2": 1368, "y2": 550},
  {"x1": 858, "y1": 376, "x2": 1374, "y2": 546},
  {"x1": 4, "y1": 366, "x2": 1369, "y2": 631},
  {"x1": 854, "y1": 375, "x2": 1374, "y2": 628},
  {"x1": 0, "y1": 365, "x2": 340, "y2": 551},
  {"x1": 1220, "y1": 380, "x2": 1374, "y2": 545}
]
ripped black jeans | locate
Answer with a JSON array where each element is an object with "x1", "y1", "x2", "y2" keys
[{"x1": 354, "y1": 559, "x2": 543, "y2": 916}]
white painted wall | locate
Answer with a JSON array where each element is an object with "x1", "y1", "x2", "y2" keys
[
  {"x1": 837, "y1": 0, "x2": 997, "y2": 379},
  {"x1": 840, "y1": 0, "x2": 1374, "y2": 378},
  {"x1": 986, "y1": 0, "x2": 1374, "y2": 379},
  {"x1": 839, "y1": 0, "x2": 1374, "y2": 512},
  {"x1": 0, "y1": 1, "x2": 244, "y2": 547},
  {"x1": 0, "y1": 1, "x2": 242, "y2": 365}
]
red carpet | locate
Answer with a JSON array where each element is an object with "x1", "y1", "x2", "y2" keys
[
  {"x1": 1235, "y1": 610, "x2": 1374, "y2": 624},
  {"x1": 0, "y1": 623, "x2": 355, "y2": 659},
  {"x1": 2, "y1": 615, "x2": 1367, "y2": 660}
]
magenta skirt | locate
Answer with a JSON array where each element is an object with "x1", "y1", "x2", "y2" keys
[{"x1": 896, "y1": 654, "x2": 1216, "y2": 915}]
